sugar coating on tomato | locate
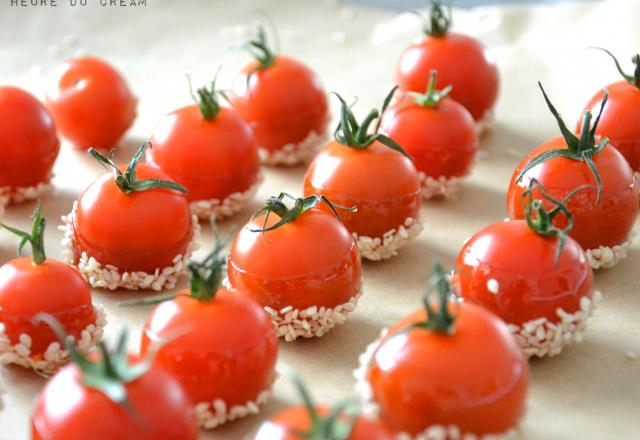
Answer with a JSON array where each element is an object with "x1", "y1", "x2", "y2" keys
[
  {"x1": 228, "y1": 194, "x2": 362, "y2": 342},
  {"x1": 507, "y1": 83, "x2": 639, "y2": 270},
  {"x1": 579, "y1": 50, "x2": 640, "y2": 173},
  {"x1": 356, "y1": 264, "x2": 527, "y2": 439},
  {"x1": 138, "y1": 240, "x2": 277, "y2": 429},
  {"x1": 61, "y1": 142, "x2": 199, "y2": 291},
  {"x1": 303, "y1": 89, "x2": 422, "y2": 261},
  {"x1": 381, "y1": 71, "x2": 477, "y2": 200},
  {"x1": 0, "y1": 86, "x2": 59, "y2": 202},
  {"x1": 0, "y1": 205, "x2": 104, "y2": 375},
  {"x1": 148, "y1": 79, "x2": 261, "y2": 220},
  {"x1": 230, "y1": 25, "x2": 328, "y2": 165},
  {"x1": 32, "y1": 325, "x2": 198, "y2": 440},
  {"x1": 395, "y1": 2, "x2": 498, "y2": 129},
  {"x1": 46, "y1": 56, "x2": 136, "y2": 150}
]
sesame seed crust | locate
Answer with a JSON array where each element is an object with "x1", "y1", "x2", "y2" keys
[
  {"x1": 586, "y1": 233, "x2": 635, "y2": 270},
  {"x1": 189, "y1": 173, "x2": 263, "y2": 221},
  {"x1": 0, "y1": 178, "x2": 54, "y2": 204},
  {"x1": 195, "y1": 387, "x2": 272, "y2": 430},
  {"x1": 418, "y1": 172, "x2": 462, "y2": 200},
  {"x1": 354, "y1": 217, "x2": 423, "y2": 261},
  {"x1": 508, "y1": 291, "x2": 602, "y2": 358},
  {"x1": 258, "y1": 129, "x2": 328, "y2": 166},
  {"x1": 60, "y1": 202, "x2": 201, "y2": 291},
  {"x1": 0, "y1": 306, "x2": 106, "y2": 376}
]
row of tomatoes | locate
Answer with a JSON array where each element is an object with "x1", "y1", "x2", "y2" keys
[{"x1": 1, "y1": 2, "x2": 639, "y2": 439}]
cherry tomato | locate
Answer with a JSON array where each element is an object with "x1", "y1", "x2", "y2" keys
[
  {"x1": 139, "y1": 290, "x2": 278, "y2": 425},
  {"x1": 304, "y1": 140, "x2": 421, "y2": 239},
  {"x1": 231, "y1": 27, "x2": 327, "y2": 164},
  {"x1": 46, "y1": 56, "x2": 136, "y2": 150},
  {"x1": 253, "y1": 406, "x2": 393, "y2": 440},
  {"x1": 0, "y1": 86, "x2": 59, "y2": 196},
  {"x1": 31, "y1": 356, "x2": 198, "y2": 440},
  {"x1": 507, "y1": 138, "x2": 638, "y2": 250},
  {"x1": 148, "y1": 82, "x2": 260, "y2": 217}
]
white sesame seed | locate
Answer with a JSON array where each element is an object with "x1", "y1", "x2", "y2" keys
[
  {"x1": 189, "y1": 174, "x2": 263, "y2": 220},
  {"x1": 354, "y1": 218, "x2": 423, "y2": 261},
  {"x1": 259, "y1": 129, "x2": 327, "y2": 166},
  {"x1": 417, "y1": 172, "x2": 464, "y2": 200},
  {"x1": 625, "y1": 351, "x2": 638, "y2": 361},
  {"x1": 585, "y1": 232, "x2": 635, "y2": 270}
]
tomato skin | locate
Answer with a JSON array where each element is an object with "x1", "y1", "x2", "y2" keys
[
  {"x1": 303, "y1": 141, "x2": 421, "y2": 238},
  {"x1": 228, "y1": 209, "x2": 361, "y2": 311},
  {"x1": 580, "y1": 81, "x2": 640, "y2": 171},
  {"x1": 396, "y1": 33, "x2": 499, "y2": 122},
  {"x1": 507, "y1": 137, "x2": 639, "y2": 249},
  {"x1": 253, "y1": 406, "x2": 394, "y2": 440},
  {"x1": 454, "y1": 220, "x2": 594, "y2": 325},
  {"x1": 72, "y1": 164, "x2": 192, "y2": 272},
  {"x1": 45, "y1": 56, "x2": 136, "y2": 150},
  {"x1": 380, "y1": 96, "x2": 477, "y2": 179},
  {"x1": 139, "y1": 290, "x2": 278, "y2": 407},
  {"x1": 0, "y1": 86, "x2": 59, "y2": 190},
  {"x1": 0, "y1": 258, "x2": 95, "y2": 356},
  {"x1": 31, "y1": 358, "x2": 198, "y2": 440},
  {"x1": 147, "y1": 105, "x2": 260, "y2": 202},
  {"x1": 230, "y1": 55, "x2": 328, "y2": 152},
  {"x1": 368, "y1": 304, "x2": 528, "y2": 436}
]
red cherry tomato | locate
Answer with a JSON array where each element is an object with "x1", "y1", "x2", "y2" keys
[
  {"x1": 46, "y1": 56, "x2": 136, "y2": 150},
  {"x1": 228, "y1": 207, "x2": 361, "y2": 312},
  {"x1": 0, "y1": 86, "x2": 59, "y2": 194},
  {"x1": 367, "y1": 304, "x2": 528, "y2": 437},
  {"x1": 396, "y1": 33, "x2": 498, "y2": 123},
  {"x1": 507, "y1": 138, "x2": 638, "y2": 250},
  {"x1": 31, "y1": 357, "x2": 198, "y2": 440},
  {"x1": 304, "y1": 140, "x2": 421, "y2": 239},
  {"x1": 231, "y1": 55, "x2": 328, "y2": 157},
  {"x1": 139, "y1": 290, "x2": 278, "y2": 421},
  {"x1": 253, "y1": 406, "x2": 393, "y2": 440}
]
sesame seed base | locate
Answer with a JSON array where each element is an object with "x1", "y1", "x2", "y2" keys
[
  {"x1": 353, "y1": 328, "x2": 518, "y2": 440},
  {"x1": 508, "y1": 291, "x2": 602, "y2": 358},
  {"x1": 189, "y1": 173, "x2": 263, "y2": 221},
  {"x1": 418, "y1": 172, "x2": 462, "y2": 200},
  {"x1": 0, "y1": 179, "x2": 54, "y2": 204},
  {"x1": 586, "y1": 232, "x2": 635, "y2": 270},
  {"x1": 195, "y1": 387, "x2": 272, "y2": 430},
  {"x1": 60, "y1": 202, "x2": 201, "y2": 291},
  {"x1": 354, "y1": 217, "x2": 423, "y2": 261},
  {"x1": 265, "y1": 289, "x2": 363, "y2": 342},
  {"x1": 0, "y1": 306, "x2": 106, "y2": 376},
  {"x1": 259, "y1": 129, "x2": 328, "y2": 166}
]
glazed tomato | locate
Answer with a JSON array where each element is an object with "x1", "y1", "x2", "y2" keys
[
  {"x1": 456, "y1": 180, "x2": 596, "y2": 357},
  {"x1": 228, "y1": 193, "x2": 362, "y2": 341},
  {"x1": 67, "y1": 142, "x2": 193, "y2": 288},
  {"x1": 579, "y1": 49, "x2": 640, "y2": 172},
  {"x1": 364, "y1": 264, "x2": 528, "y2": 437},
  {"x1": 46, "y1": 56, "x2": 136, "y2": 150},
  {"x1": 303, "y1": 89, "x2": 421, "y2": 260},
  {"x1": 396, "y1": 2, "x2": 498, "y2": 126},
  {"x1": 0, "y1": 86, "x2": 59, "y2": 197},
  {"x1": 32, "y1": 323, "x2": 198, "y2": 440},
  {"x1": 507, "y1": 84, "x2": 638, "y2": 254},
  {"x1": 0, "y1": 205, "x2": 101, "y2": 374},
  {"x1": 381, "y1": 70, "x2": 477, "y2": 199},
  {"x1": 139, "y1": 243, "x2": 278, "y2": 429},
  {"x1": 230, "y1": 25, "x2": 328, "y2": 165},
  {"x1": 148, "y1": 80, "x2": 260, "y2": 219}
]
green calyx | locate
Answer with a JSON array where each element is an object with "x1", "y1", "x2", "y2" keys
[
  {"x1": 408, "y1": 69, "x2": 452, "y2": 108},
  {"x1": 34, "y1": 313, "x2": 148, "y2": 410},
  {"x1": 592, "y1": 47, "x2": 640, "y2": 90},
  {"x1": 523, "y1": 178, "x2": 590, "y2": 264},
  {"x1": 408, "y1": 262, "x2": 458, "y2": 335},
  {"x1": 244, "y1": 24, "x2": 277, "y2": 71},
  {"x1": 0, "y1": 203, "x2": 47, "y2": 265},
  {"x1": 249, "y1": 193, "x2": 356, "y2": 234},
  {"x1": 333, "y1": 87, "x2": 412, "y2": 159},
  {"x1": 89, "y1": 141, "x2": 187, "y2": 195},
  {"x1": 188, "y1": 73, "x2": 226, "y2": 120},
  {"x1": 411, "y1": 0, "x2": 452, "y2": 38},
  {"x1": 281, "y1": 366, "x2": 357, "y2": 440},
  {"x1": 517, "y1": 82, "x2": 609, "y2": 203}
]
